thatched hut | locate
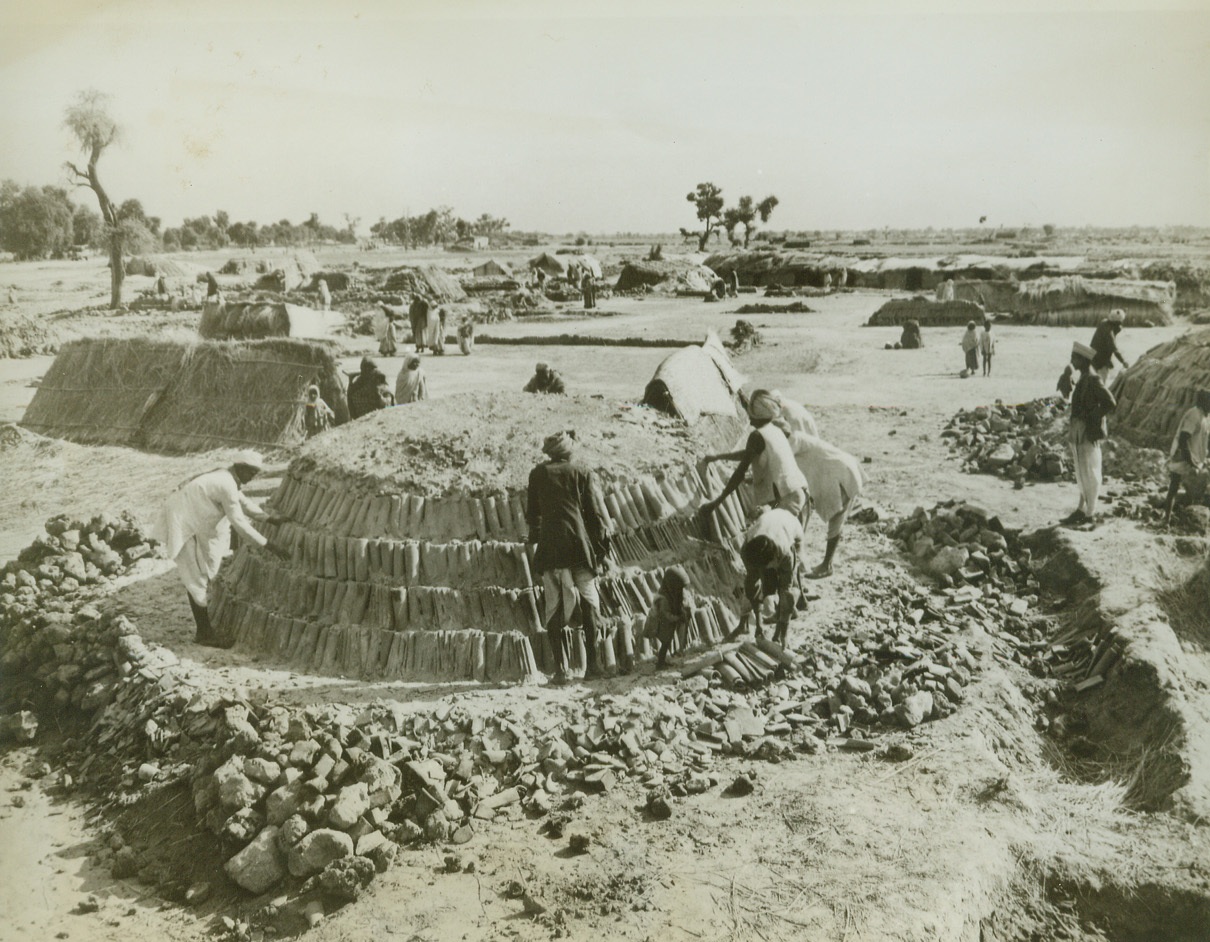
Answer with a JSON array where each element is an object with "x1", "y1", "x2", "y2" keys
[
  {"x1": 642, "y1": 332, "x2": 746, "y2": 427},
  {"x1": 21, "y1": 337, "x2": 348, "y2": 452},
  {"x1": 472, "y1": 259, "x2": 513, "y2": 278},
  {"x1": 124, "y1": 255, "x2": 205, "y2": 282},
  {"x1": 208, "y1": 391, "x2": 750, "y2": 683},
  {"x1": 1111, "y1": 328, "x2": 1210, "y2": 450},
  {"x1": 615, "y1": 259, "x2": 717, "y2": 294},
  {"x1": 383, "y1": 265, "x2": 467, "y2": 301},
  {"x1": 527, "y1": 252, "x2": 572, "y2": 279},
  {"x1": 198, "y1": 301, "x2": 347, "y2": 341},
  {"x1": 307, "y1": 271, "x2": 360, "y2": 292},
  {"x1": 866, "y1": 297, "x2": 987, "y2": 327},
  {"x1": 1010, "y1": 276, "x2": 1173, "y2": 327}
]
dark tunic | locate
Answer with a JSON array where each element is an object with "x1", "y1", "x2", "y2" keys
[
  {"x1": 1089, "y1": 321, "x2": 1120, "y2": 370},
  {"x1": 408, "y1": 297, "x2": 431, "y2": 345},
  {"x1": 523, "y1": 370, "x2": 566, "y2": 394},
  {"x1": 1070, "y1": 372, "x2": 1116, "y2": 442},
  {"x1": 347, "y1": 369, "x2": 390, "y2": 419},
  {"x1": 526, "y1": 459, "x2": 609, "y2": 573}
]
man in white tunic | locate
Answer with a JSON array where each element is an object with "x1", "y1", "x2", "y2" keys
[
  {"x1": 700, "y1": 389, "x2": 809, "y2": 519},
  {"x1": 787, "y1": 431, "x2": 864, "y2": 578},
  {"x1": 152, "y1": 451, "x2": 287, "y2": 647}
]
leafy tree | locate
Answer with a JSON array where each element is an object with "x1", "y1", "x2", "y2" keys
[
  {"x1": 1043, "y1": 223, "x2": 1056, "y2": 238},
  {"x1": 72, "y1": 205, "x2": 102, "y2": 247},
  {"x1": 686, "y1": 183, "x2": 724, "y2": 252},
  {"x1": 63, "y1": 90, "x2": 126, "y2": 307},
  {"x1": 0, "y1": 184, "x2": 75, "y2": 258}
]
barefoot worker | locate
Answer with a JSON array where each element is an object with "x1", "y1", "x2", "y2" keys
[
  {"x1": 700, "y1": 389, "x2": 809, "y2": 520},
  {"x1": 1163, "y1": 388, "x2": 1210, "y2": 526},
  {"x1": 526, "y1": 430, "x2": 613, "y2": 683},
  {"x1": 786, "y1": 431, "x2": 864, "y2": 578},
  {"x1": 152, "y1": 451, "x2": 288, "y2": 647},
  {"x1": 1062, "y1": 341, "x2": 1116, "y2": 526},
  {"x1": 643, "y1": 564, "x2": 695, "y2": 668},
  {"x1": 738, "y1": 507, "x2": 805, "y2": 646}
]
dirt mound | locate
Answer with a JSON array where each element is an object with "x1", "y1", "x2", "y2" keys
[
  {"x1": 0, "y1": 310, "x2": 58, "y2": 358},
  {"x1": 295, "y1": 393, "x2": 725, "y2": 497},
  {"x1": 867, "y1": 297, "x2": 986, "y2": 327},
  {"x1": 198, "y1": 301, "x2": 347, "y2": 341}
]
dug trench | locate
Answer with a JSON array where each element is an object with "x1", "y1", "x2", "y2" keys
[{"x1": 3, "y1": 505, "x2": 1210, "y2": 941}]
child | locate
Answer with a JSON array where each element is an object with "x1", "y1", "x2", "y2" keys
[
  {"x1": 979, "y1": 321, "x2": 995, "y2": 376},
  {"x1": 458, "y1": 320, "x2": 475, "y2": 356},
  {"x1": 1056, "y1": 364, "x2": 1074, "y2": 401},
  {"x1": 643, "y1": 565, "x2": 694, "y2": 668},
  {"x1": 960, "y1": 321, "x2": 979, "y2": 377},
  {"x1": 303, "y1": 384, "x2": 335, "y2": 438}
]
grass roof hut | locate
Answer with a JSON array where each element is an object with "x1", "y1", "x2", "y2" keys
[
  {"x1": 209, "y1": 391, "x2": 750, "y2": 683},
  {"x1": 21, "y1": 337, "x2": 347, "y2": 452},
  {"x1": 383, "y1": 265, "x2": 467, "y2": 301},
  {"x1": 1111, "y1": 328, "x2": 1210, "y2": 450},
  {"x1": 615, "y1": 259, "x2": 718, "y2": 294},
  {"x1": 1010, "y1": 276, "x2": 1173, "y2": 327},
  {"x1": 866, "y1": 297, "x2": 987, "y2": 327},
  {"x1": 198, "y1": 301, "x2": 347, "y2": 341}
]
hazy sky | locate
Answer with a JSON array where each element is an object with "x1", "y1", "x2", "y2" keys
[{"x1": 1, "y1": 0, "x2": 1207, "y2": 234}]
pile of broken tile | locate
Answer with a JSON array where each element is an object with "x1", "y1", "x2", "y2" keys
[{"x1": 942, "y1": 398, "x2": 1071, "y2": 485}]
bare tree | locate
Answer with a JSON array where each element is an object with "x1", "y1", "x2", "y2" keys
[{"x1": 63, "y1": 90, "x2": 124, "y2": 307}]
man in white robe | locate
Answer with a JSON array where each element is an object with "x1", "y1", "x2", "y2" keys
[{"x1": 152, "y1": 451, "x2": 287, "y2": 646}]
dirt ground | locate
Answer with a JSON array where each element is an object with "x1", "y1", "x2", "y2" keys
[{"x1": 2, "y1": 244, "x2": 1209, "y2": 941}]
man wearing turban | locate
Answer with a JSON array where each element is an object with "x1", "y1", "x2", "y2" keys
[
  {"x1": 1064, "y1": 341, "x2": 1116, "y2": 526},
  {"x1": 700, "y1": 388, "x2": 809, "y2": 521},
  {"x1": 152, "y1": 451, "x2": 289, "y2": 647},
  {"x1": 526, "y1": 430, "x2": 613, "y2": 683}
]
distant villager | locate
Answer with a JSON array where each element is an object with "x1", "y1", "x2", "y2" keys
[
  {"x1": 1090, "y1": 310, "x2": 1129, "y2": 382},
  {"x1": 304, "y1": 384, "x2": 335, "y2": 439},
  {"x1": 458, "y1": 320, "x2": 475, "y2": 356},
  {"x1": 1063, "y1": 341, "x2": 1116, "y2": 526},
  {"x1": 379, "y1": 310, "x2": 400, "y2": 357},
  {"x1": 1163, "y1": 388, "x2": 1210, "y2": 526},
  {"x1": 899, "y1": 319, "x2": 923, "y2": 349},
  {"x1": 395, "y1": 355, "x2": 429, "y2": 404},
  {"x1": 836, "y1": 267, "x2": 848, "y2": 289},
  {"x1": 524, "y1": 362, "x2": 566, "y2": 394},
  {"x1": 936, "y1": 278, "x2": 956, "y2": 302},
  {"x1": 960, "y1": 321, "x2": 980, "y2": 376},
  {"x1": 980, "y1": 321, "x2": 996, "y2": 377},
  {"x1": 1056, "y1": 364, "x2": 1074, "y2": 401},
  {"x1": 348, "y1": 357, "x2": 393, "y2": 419},
  {"x1": 318, "y1": 277, "x2": 331, "y2": 311}
]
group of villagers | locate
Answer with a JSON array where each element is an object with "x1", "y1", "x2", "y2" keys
[
  {"x1": 522, "y1": 386, "x2": 863, "y2": 684},
  {"x1": 1059, "y1": 309, "x2": 1210, "y2": 529}
]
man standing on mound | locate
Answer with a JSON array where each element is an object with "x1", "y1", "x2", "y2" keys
[
  {"x1": 1063, "y1": 342, "x2": 1116, "y2": 527},
  {"x1": 526, "y1": 431, "x2": 613, "y2": 683},
  {"x1": 153, "y1": 451, "x2": 288, "y2": 647}
]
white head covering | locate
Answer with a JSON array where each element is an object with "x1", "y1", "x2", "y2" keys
[
  {"x1": 1072, "y1": 341, "x2": 1096, "y2": 360},
  {"x1": 1109, "y1": 309, "x2": 1126, "y2": 323},
  {"x1": 231, "y1": 449, "x2": 265, "y2": 471}
]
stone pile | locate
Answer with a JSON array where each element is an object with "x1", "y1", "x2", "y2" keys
[
  {"x1": 942, "y1": 398, "x2": 1070, "y2": 485},
  {"x1": 892, "y1": 502, "x2": 1063, "y2": 676},
  {"x1": 0, "y1": 512, "x2": 156, "y2": 715}
]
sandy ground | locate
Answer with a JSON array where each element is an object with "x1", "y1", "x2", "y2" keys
[{"x1": 0, "y1": 248, "x2": 1206, "y2": 941}]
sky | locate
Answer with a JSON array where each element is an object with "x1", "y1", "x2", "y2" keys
[{"x1": 1, "y1": 0, "x2": 1207, "y2": 234}]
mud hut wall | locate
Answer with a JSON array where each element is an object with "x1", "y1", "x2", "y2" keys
[
  {"x1": 1021, "y1": 298, "x2": 1170, "y2": 328},
  {"x1": 1111, "y1": 331, "x2": 1210, "y2": 450},
  {"x1": 19, "y1": 338, "x2": 189, "y2": 446}
]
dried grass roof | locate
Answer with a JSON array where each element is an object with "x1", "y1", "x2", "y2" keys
[
  {"x1": 866, "y1": 297, "x2": 986, "y2": 327},
  {"x1": 293, "y1": 392, "x2": 729, "y2": 498},
  {"x1": 615, "y1": 259, "x2": 717, "y2": 293},
  {"x1": 383, "y1": 265, "x2": 467, "y2": 301},
  {"x1": 21, "y1": 337, "x2": 348, "y2": 453},
  {"x1": 198, "y1": 301, "x2": 347, "y2": 341}
]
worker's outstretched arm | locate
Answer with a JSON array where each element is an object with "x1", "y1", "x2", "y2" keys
[{"x1": 702, "y1": 453, "x2": 752, "y2": 513}]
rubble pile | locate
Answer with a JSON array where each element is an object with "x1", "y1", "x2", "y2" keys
[
  {"x1": 892, "y1": 502, "x2": 1070, "y2": 678},
  {"x1": 942, "y1": 398, "x2": 1071, "y2": 484},
  {"x1": 1, "y1": 512, "x2": 155, "y2": 712}
]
